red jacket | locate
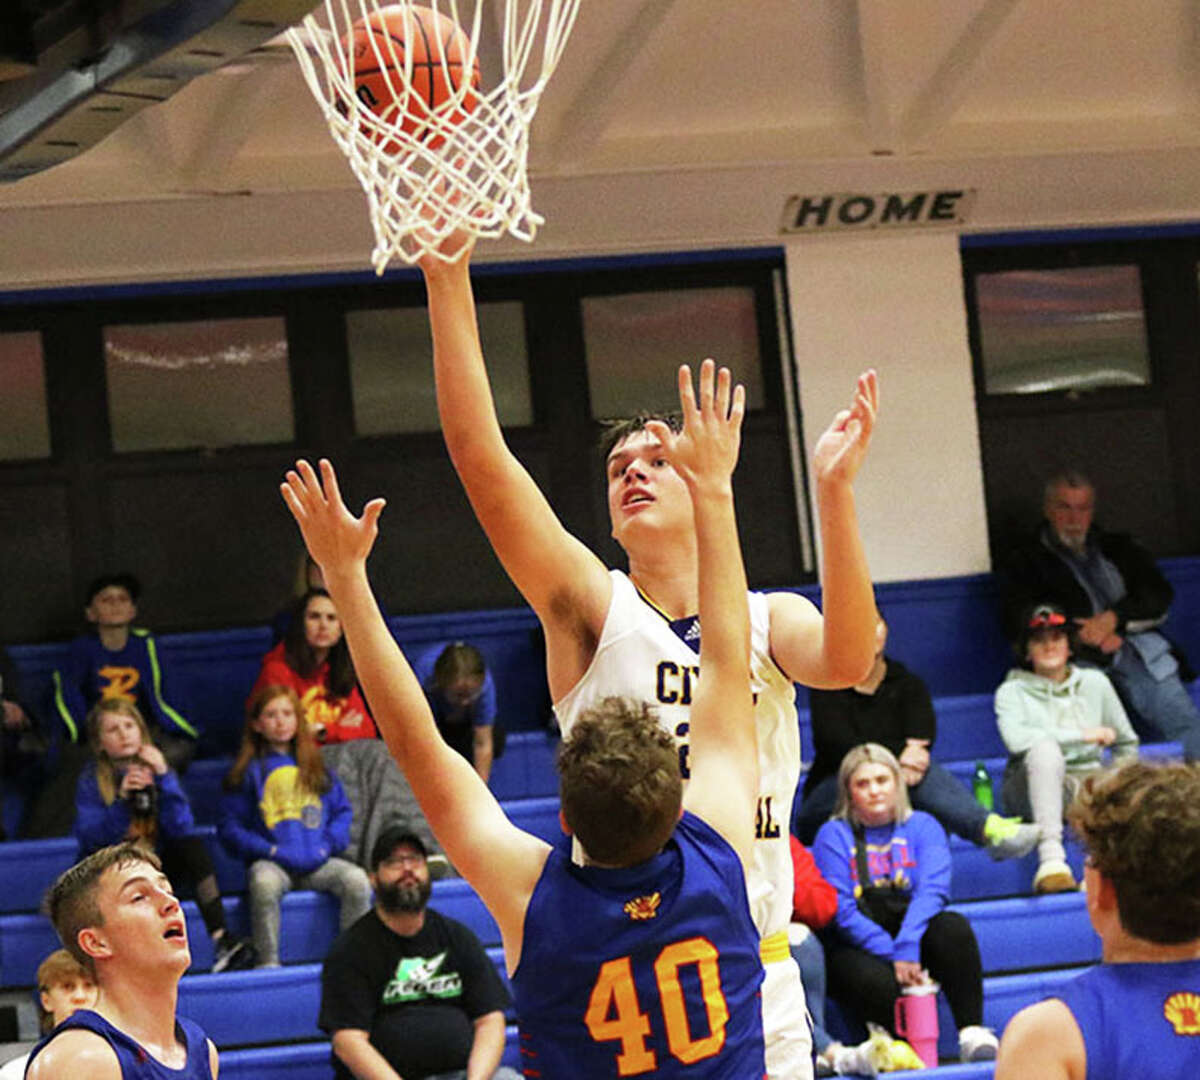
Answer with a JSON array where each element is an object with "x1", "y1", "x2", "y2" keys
[
  {"x1": 791, "y1": 833, "x2": 837, "y2": 930},
  {"x1": 252, "y1": 642, "x2": 377, "y2": 744}
]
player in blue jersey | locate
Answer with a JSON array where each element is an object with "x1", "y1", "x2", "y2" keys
[
  {"x1": 996, "y1": 759, "x2": 1200, "y2": 1080},
  {"x1": 27, "y1": 841, "x2": 219, "y2": 1080},
  {"x1": 281, "y1": 360, "x2": 768, "y2": 1078}
]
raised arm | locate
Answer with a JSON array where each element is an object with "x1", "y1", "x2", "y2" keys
[
  {"x1": 769, "y1": 371, "x2": 879, "y2": 689},
  {"x1": 419, "y1": 248, "x2": 611, "y2": 698},
  {"x1": 280, "y1": 459, "x2": 549, "y2": 964},
  {"x1": 647, "y1": 361, "x2": 757, "y2": 867}
]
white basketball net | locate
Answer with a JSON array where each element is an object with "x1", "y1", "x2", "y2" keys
[{"x1": 287, "y1": 0, "x2": 580, "y2": 272}]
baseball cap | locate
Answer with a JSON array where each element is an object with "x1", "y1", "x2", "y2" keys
[{"x1": 370, "y1": 824, "x2": 429, "y2": 871}]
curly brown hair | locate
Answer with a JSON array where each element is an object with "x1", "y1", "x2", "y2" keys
[
  {"x1": 1068, "y1": 760, "x2": 1200, "y2": 944},
  {"x1": 557, "y1": 696, "x2": 682, "y2": 867}
]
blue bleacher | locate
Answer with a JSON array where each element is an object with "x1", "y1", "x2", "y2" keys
[{"x1": 6, "y1": 562, "x2": 1199, "y2": 1078}]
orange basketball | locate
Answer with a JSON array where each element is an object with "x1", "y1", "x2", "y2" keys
[{"x1": 345, "y1": 4, "x2": 480, "y2": 150}]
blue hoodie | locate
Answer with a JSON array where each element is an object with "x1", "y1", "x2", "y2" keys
[
  {"x1": 75, "y1": 761, "x2": 197, "y2": 856},
  {"x1": 812, "y1": 810, "x2": 951, "y2": 964},
  {"x1": 219, "y1": 751, "x2": 353, "y2": 876}
]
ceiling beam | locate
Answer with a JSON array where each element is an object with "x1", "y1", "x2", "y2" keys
[
  {"x1": 899, "y1": 0, "x2": 1024, "y2": 149},
  {"x1": 852, "y1": 0, "x2": 899, "y2": 154},
  {"x1": 543, "y1": 0, "x2": 678, "y2": 167}
]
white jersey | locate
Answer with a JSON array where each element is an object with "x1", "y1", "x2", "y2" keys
[{"x1": 554, "y1": 569, "x2": 800, "y2": 940}]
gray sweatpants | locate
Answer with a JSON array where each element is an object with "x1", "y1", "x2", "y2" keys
[
  {"x1": 1001, "y1": 737, "x2": 1088, "y2": 865},
  {"x1": 248, "y1": 857, "x2": 371, "y2": 966}
]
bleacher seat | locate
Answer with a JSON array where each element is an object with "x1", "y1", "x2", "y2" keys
[{"x1": 217, "y1": 1026, "x2": 524, "y2": 1079}]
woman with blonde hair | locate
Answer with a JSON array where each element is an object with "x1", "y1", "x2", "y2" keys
[
  {"x1": 813, "y1": 743, "x2": 997, "y2": 1065},
  {"x1": 220, "y1": 685, "x2": 370, "y2": 967},
  {"x1": 74, "y1": 698, "x2": 252, "y2": 971}
]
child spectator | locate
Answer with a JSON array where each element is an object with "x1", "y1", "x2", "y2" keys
[
  {"x1": 219, "y1": 685, "x2": 371, "y2": 967},
  {"x1": 251, "y1": 589, "x2": 376, "y2": 744},
  {"x1": 52, "y1": 573, "x2": 198, "y2": 771},
  {"x1": 996, "y1": 602, "x2": 1140, "y2": 894},
  {"x1": 814, "y1": 743, "x2": 999, "y2": 1064},
  {"x1": 74, "y1": 698, "x2": 253, "y2": 972},
  {"x1": 0, "y1": 949, "x2": 97, "y2": 1080},
  {"x1": 411, "y1": 641, "x2": 500, "y2": 782}
]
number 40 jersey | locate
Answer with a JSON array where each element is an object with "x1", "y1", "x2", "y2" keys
[{"x1": 511, "y1": 811, "x2": 766, "y2": 1078}]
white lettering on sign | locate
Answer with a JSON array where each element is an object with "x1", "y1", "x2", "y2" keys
[{"x1": 780, "y1": 190, "x2": 975, "y2": 233}]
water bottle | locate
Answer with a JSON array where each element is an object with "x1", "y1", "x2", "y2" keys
[{"x1": 972, "y1": 760, "x2": 994, "y2": 810}]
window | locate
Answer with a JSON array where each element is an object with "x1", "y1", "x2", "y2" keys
[
  {"x1": 582, "y1": 287, "x2": 765, "y2": 417},
  {"x1": 104, "y1": 317, "x2": 294, "y2": 452},
  {"x1": 0, "y1": 331, "x2": 51, "y2": 460},
  {"x1": 974, "y1": 265, "x2": 1150, "y2": 396},
  {"x1": 347, "y1": 302, "x2": 531, "y2": 435}
]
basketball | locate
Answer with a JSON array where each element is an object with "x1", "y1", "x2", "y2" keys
[{"x1": 345, "y1": 4, "x2": 481, "y2": 150}]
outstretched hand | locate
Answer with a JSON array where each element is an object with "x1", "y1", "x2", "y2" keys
[
  {"x1": 280, "y1": 459, "x2": 386, "y2": 576},
  {"x1": 646, "y1": 359, "x2": 745, "y2": 492},
  {"x1": 812, "y1": 369, "x2": 879, "y2": 487}
]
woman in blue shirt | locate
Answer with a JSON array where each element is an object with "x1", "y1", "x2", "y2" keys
[{"x1": 813, "y1": 742, "x2": 997, "y2": 1064}]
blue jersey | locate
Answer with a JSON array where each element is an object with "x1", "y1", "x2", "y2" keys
[
  {"x1": 27, "y1": 1009, "x2": 213, "y2": 1080},
  {"x1": 1055, "y1": 959, "x2": 1200, "y2": 1080},
  {"x1": 512, "y1": 811, "x2": 766, "y2": 1079}
]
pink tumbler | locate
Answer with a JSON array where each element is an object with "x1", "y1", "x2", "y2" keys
[{"x1": 894, "y1": 982, "x2": 940, "y2": 1068}]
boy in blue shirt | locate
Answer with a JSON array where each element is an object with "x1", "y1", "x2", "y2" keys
[
  {"x1": 997, "y1": 760, "x2": 1200, "y2": 1080},
  {"x1": 52, "y1": 573, "x2": 198, "y2": 771}
]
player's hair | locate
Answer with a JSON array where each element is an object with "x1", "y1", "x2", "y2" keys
[
  {"x1": 1043, "y1": 468, "x2": 1094, "y2": 506},
  {"x1": 557, "y1": 697, "x2": 682, "y2": 866},
  {"x1": 226, "y1": 684, "x2": 330, "y2": 795},
  {"x1": 831, "y1": 743, "x2": 913, "y2": 825},
  {"x1": 598, "y1": 412, "x2": 683, "y2": 462},
  {"x1": 44, "y1": 842, "x2": 163, "y2": 975},
  {"x1": 35, "y1": 949, "x2": 93, "y2": 1031},
  {"x1": 86, "y1": 698, "x2": 157, "y2": 807},
  {"x1": 284, "y1": 588, "x2": 359, "y2": 699},
  {"x1": 432, "y1": 642, "x2": 486, "y2": 691},
  {"x1": 1068, "y1": 760, "x2": 1200, "y2": 944}
]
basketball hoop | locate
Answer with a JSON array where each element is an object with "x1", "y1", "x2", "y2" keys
[{"x1": 287, "y1": 0, "x2": 580, "y2": 273}]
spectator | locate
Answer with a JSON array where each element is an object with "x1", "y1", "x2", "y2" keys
[
  {"x1": 252, "y1": 588, "x2": 377, "y2": 744},
  {"x1": 412, "y1": 642, "x2": 500, "y2": 783},
  {"x1": 319, "y1": 825, "x2": 520, "y2": 1080},
  {"x1": 219, "y1": 685, "x2": 371, "y2": 967},
  {"x1": 1000, "y1": 469, "x2": 1200, "y2": 760},
  {"x1": 1, "y1": 644, "x2": 47, "y2": 839},
  {"x1": 75, "y1": 698, "x2": 253, "y2": 972},
  {"x1": 813, "y1": 743, "x2": 999, "y2": 1064},
  {"x1": 788, "y1": 835, "x2": 841, "y2": 1072},
  {"x1": 796, "y1": 616, "x2": 1038, "y2": 864},
  {"x1": 0, "y1": 949, "x2": 97, "y2": 1080},
  {"x1": 995, "y1": 603, "x2": 1139, "y2": 894},
  {"x1": 50, "y1": 573, "x2": 198, "y2": 774},
  {"x1": 996, "y1": 760, "x2": 1200, "y2": 1079},
  {"x1": 271, "y1": 552, "x2": 327, "y2": 643}
]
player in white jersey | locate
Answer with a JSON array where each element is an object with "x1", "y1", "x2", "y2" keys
[{"x1": 418, "y1": 235, "x2": 878, "y2": 1080}]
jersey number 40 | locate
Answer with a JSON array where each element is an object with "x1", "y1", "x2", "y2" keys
[{"x1": 584, "y1": 936, "x2": 728, "y2": 1076}]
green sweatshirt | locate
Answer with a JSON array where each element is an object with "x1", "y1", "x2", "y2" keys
[{"x1": 995, "y1": 665, "x2": 1139, "y2": 770}]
